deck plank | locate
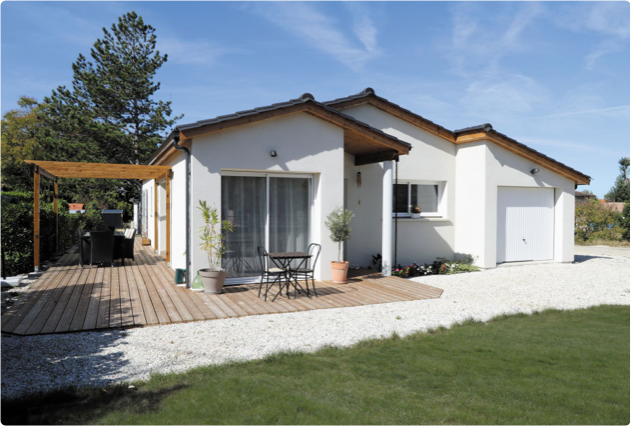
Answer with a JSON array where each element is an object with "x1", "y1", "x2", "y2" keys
[{"x1": 1, "y1": 238, "x2": 444, "y2": 335}]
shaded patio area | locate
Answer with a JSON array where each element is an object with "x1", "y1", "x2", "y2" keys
[{"x1": 1, "y1": 238, "x2": 443, "y2": 336}]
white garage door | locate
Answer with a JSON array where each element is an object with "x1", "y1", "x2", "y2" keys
[{"x1": 497, "y1": 187, "x2": 554, "y2": 263}]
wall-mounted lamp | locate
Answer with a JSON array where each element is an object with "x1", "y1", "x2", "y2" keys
[
  {"x1": 530, "y1": 168, "x2": 540, "y2": 175},
  {"x1": 270, "y1": 150, "x2": 277, "y2": 158},
  {"x1": 356, "y1": 171, "x2": 362, "y2": 187}
]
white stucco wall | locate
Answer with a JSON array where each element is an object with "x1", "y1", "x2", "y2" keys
[
  {"x1": 189, "y1": 112, "x2": 345, "y2": 281},
  {"x1": 141, "y1": 179, "x2": 155, "y2": 244},
  {"x1": 340, "y1": 104, "x2": 457, "y2": 267},
  {"x1": 455, "y1": 140, "x2": 575, "y2": 268},
  {"x1": 163, "y1": 149, "x2": 187, "y2": 271}
]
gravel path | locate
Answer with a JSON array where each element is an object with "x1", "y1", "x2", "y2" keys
[{"x1": 2, "y1": 252, "x2": 629, "y2": 399}]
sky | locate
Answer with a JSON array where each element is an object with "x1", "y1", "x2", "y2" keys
[{"x1": 1, "y1": 1, "x2": 629, "y2": 197}]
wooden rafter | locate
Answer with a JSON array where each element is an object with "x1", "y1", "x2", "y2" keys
[{"x1": 24, "y1": 160, "x2": 171, "y2": 180}]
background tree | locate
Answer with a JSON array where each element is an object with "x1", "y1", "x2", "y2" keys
[
  {"x1": 43, "y1": 11, "x2": 182, "y2": 207},
  {"x1": 604, "y1": 157, "x2": 630, "y2": 202},
  {"x1": 1, "y1": 97, "x2": 44, "y2": 191}
]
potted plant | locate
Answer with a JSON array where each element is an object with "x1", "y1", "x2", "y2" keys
[
  {"x1": 197, "y1": 200, "x2": 233, "y2": 294},
  {"x1": 411, "y1": 205, "x2": 422, "y2": 219},
  {"x1": 325, "y1": 207, "x2": 353, "y2": 283}
]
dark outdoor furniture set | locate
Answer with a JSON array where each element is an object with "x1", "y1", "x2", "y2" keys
[
  {"x1": 257, "y1": 245, "x2": 321, "y2": 302},
  {"x1": 79, "y1": 227, "x2": 136, "y2": 267}
]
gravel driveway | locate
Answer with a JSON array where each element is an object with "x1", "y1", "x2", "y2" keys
[{"x1": 2, "y1": 250, "x2": 629, "y2": 399}]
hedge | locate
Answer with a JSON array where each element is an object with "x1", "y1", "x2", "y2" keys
[{"x1": 1, "y1": 191, "x2": 82, "y2": 276}]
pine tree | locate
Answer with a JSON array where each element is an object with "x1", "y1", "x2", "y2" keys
[
  {"x1": 43, "y1": 11, "x2": 182, "y2": 206},
  {"x1": 604, "y1": 157, "x2": 630, "y2": 202}
]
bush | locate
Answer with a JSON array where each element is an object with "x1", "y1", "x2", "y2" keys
[
  {"x1": 392, "y1": 256, "x2": 479, "y2": 278},
  {"x1": 575, "y1": 199, "x2": 625, "y2": 243},
  {"x1": 618, "y1": 202, "x2": 630, "y2": 241},
  {"x1": 1, "y1": 191, "x2": 82, "y2": 276}
]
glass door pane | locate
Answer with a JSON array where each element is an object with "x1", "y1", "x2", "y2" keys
[
  {"x1": 269, "y1": 177, "x2": 310, "y2": 259},
  {"x1": 221, "y1": 176, "x2": 266, "y2": 278}
]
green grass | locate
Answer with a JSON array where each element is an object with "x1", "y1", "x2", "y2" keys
[{"x1": 2, "y1": 306, "x2": 629, "y2": 425}]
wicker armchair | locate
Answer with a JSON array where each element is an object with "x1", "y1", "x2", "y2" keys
[{"x1": 121, "y1": 228, "x2": 136, "y2": 262}]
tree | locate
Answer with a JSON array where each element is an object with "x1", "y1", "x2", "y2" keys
[
  {"x1": 618, "y1": 202, "x2": 630, "y2": 241},
  {"x1": 1, "y1": 97, "x2": 44, "y2": 191},
  {"x1": 325, "y1": 207, "x2": 353, "y2": 262},
  {"x1": 43, "y1": 11, "x2": 182, "y2": 203},
  {"x1": 604, "y1": 157, "x2": 630, "y2": 202}
]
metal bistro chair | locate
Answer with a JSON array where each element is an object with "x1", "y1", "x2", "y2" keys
[
  {"x1": 257, "y1": 246, "x2": 286, "y2": 302},
  {"x1": 89, "y1": 230, "x2": 115, "y2": 267},
  {"x1": 291, "y1": 243, "x2": 321, "y2": 297}
]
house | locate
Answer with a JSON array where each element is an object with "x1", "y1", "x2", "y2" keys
[
  {"x1": 575, "y1": 191, "x2": 597, "y2": 204},
  {"x1": 601, "y1": 201, "x2": 626, "y2": 213},
  {"x1": 142, "y1": 88, "x2": 591, "y2": 285},
  {"x1": 68, "y1": 203, "x2": 85, "y2": 214}
]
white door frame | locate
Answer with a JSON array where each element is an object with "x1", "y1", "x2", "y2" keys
[{"x1": 222, "y1": 170, "x2": 314, "y2": 285}]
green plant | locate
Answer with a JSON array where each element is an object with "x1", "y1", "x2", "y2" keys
[
  {"x1": 575, "y1": 199, "x2": 625, "y2": 243},
  {"x1": 197, "y1": 200, "x2": 233, "y2": 272},
  {"x1": 619, "y1": 201, "x2": 631, "y2": 241},
  {"x1": 325, "y1": 207, "x2": 353, "y2": 262}
]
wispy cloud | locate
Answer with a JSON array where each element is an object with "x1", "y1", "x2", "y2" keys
[
  {"x1": 530, "y1": 105, "x2": 630, "y2": 120},
  {"x1": 245, "y1": 2, "x2": 381, "y2": 71},
  {"x1": 554, "y1": 2, "x2": 629, "y2": 70},
  {"x1": 446, "y1": 2, "x2": 542, "y2": 75},
  {"x1": 158, "y1": 39, "x2": 245, "y2": 65}
]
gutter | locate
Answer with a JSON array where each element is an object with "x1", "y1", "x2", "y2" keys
[{"x1": 172, "y1": 131, "x2": 192, "y2": 289}]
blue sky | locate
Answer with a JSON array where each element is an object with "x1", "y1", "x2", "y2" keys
[{"x1": 2, "y1": 1, "x2": 629, "y2": 197}]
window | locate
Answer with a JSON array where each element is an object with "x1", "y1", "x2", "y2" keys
[{"x1": 393, "y1": 182, "x2": 444, "y2": 217}]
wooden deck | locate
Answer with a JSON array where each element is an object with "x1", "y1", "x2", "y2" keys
[{"x1": 1, "y1": 239, "x2": 443, "y2": 336}]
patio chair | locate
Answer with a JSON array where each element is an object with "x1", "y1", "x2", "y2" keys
[
  {"x1": 291, "y1": 243, "x2": 321, "y2": 297},
  {"x1": 120, "y1": 228, "x2": 136, "y2": 262},
  {"x1": 89, "y1": 230, "x2": 115, "y2": 267},
  {"x1": 257, "y1": 246, "x2": 286, "y2": 302},
  {"x1": 77, "y1": 228, "x2": 91, "y2": 267}
]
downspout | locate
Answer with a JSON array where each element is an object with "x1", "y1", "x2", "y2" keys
[{"x1": 172, "y1": 131, "x2": 192, "y2": 289}]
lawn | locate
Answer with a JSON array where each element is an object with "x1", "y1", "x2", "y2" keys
[{"x1": 2, "y1": 305, "x2": 629, "y2": 425}]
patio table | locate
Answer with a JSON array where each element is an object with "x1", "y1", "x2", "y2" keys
[
  {"x1": 267, "y1": 252, "x2": 312, "y2": 302},
  {"x1": 80, "y1": 231, "x2": 125, "y2": 266}
]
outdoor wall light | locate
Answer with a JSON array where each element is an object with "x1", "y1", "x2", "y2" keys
[
  {"x1": 530, "y1": 168, "x2": 540, "y2": 175},
  {"x1": 357, "y1": 171, "x2": 362, "y2": 187},
  {"x1": 270, "y1": 150, "x2": 277, "y2": 158}
]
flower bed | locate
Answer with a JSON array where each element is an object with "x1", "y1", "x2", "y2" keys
[{"x1": 392, "y1": 257, "x2": 479, "y2": 278}]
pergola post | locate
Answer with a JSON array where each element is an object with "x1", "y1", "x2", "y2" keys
[
  {"x1": 165, "y1": 171, "x2": 171, "y2": 265},
  {"x1": 33, "y1": 167, "x2": 40, "y2": 272},
  {"x1": 154, "y1": 179, "x2": 158, "y2": 253},
  {"x1": 54, "y1": 180, "x2": 59, "y2": 254},
  {"x1": 382, "y1": 161, "x2": 393, "y2": 276}
]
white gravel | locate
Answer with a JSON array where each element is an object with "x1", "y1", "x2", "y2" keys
[{"x1": 2, "y1": 250, "x2": 629, "y2": 399}]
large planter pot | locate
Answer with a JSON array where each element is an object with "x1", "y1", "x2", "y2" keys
[
  {"x1": 199, "y1": 269, "x2": 227, "y2": 294},
  {"x1": 411, "y1": 212, "x2": 421, "y2": 219},
  {"x1": 331, "y1": 261, "x2": 350, "y2": 284}
]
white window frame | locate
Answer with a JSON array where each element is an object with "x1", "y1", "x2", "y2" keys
[{"x1": 393, "y1": 180, "x2": 446, "y2": 218}]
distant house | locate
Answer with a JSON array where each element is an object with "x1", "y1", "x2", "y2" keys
[
  {"x1": 575, "y1": 191, "x2": 596, "y2": 204},
  {"x1": 68, "y1": 203, "x2": 85, "y2": 214},
  {"x1": 601, "y1": 201, "x2": 626, "y2": 213}
]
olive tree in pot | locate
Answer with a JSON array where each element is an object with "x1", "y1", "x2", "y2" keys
[
  {"x1": 325, "y1": 207, "x2": 353, "y2": 283},
  {"x1": 197, "y1": 200, "x2": 233, "y2": 294}
]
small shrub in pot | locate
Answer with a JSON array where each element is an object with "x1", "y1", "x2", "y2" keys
[
  {"x1": 197, "y1": 200, "x2": 233, "y2": 293},
  {"x1": 325, "y1": 207, "x2": 353, "y2": 283}
]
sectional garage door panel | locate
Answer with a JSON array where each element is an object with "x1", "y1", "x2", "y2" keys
[{"x1": 497, "y1": 187, "x2": 555, "y2": 263}]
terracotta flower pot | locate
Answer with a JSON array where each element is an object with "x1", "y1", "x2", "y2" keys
[
  {"x1": 331, "y1": 261, "x2": 350, "y2": 283},
  {"x1": 199, "y1": 269, "x2": 227, "y2": 294}
]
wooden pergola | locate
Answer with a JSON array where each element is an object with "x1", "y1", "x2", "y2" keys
[{"x1": 25, "y1": 160, "x2": 172, "y2": 271}]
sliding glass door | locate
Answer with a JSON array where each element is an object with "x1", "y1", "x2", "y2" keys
[{"x1": 221, "y1": 174, "x2": 311, "y2": 282}]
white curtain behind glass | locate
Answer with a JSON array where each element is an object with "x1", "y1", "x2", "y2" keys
[
  {"x1": 221, "y1": 176, "x2": 266, "y2": 278},
  {"x1": 269, "y1": 177, "x2": 309, "y2": 255}
]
